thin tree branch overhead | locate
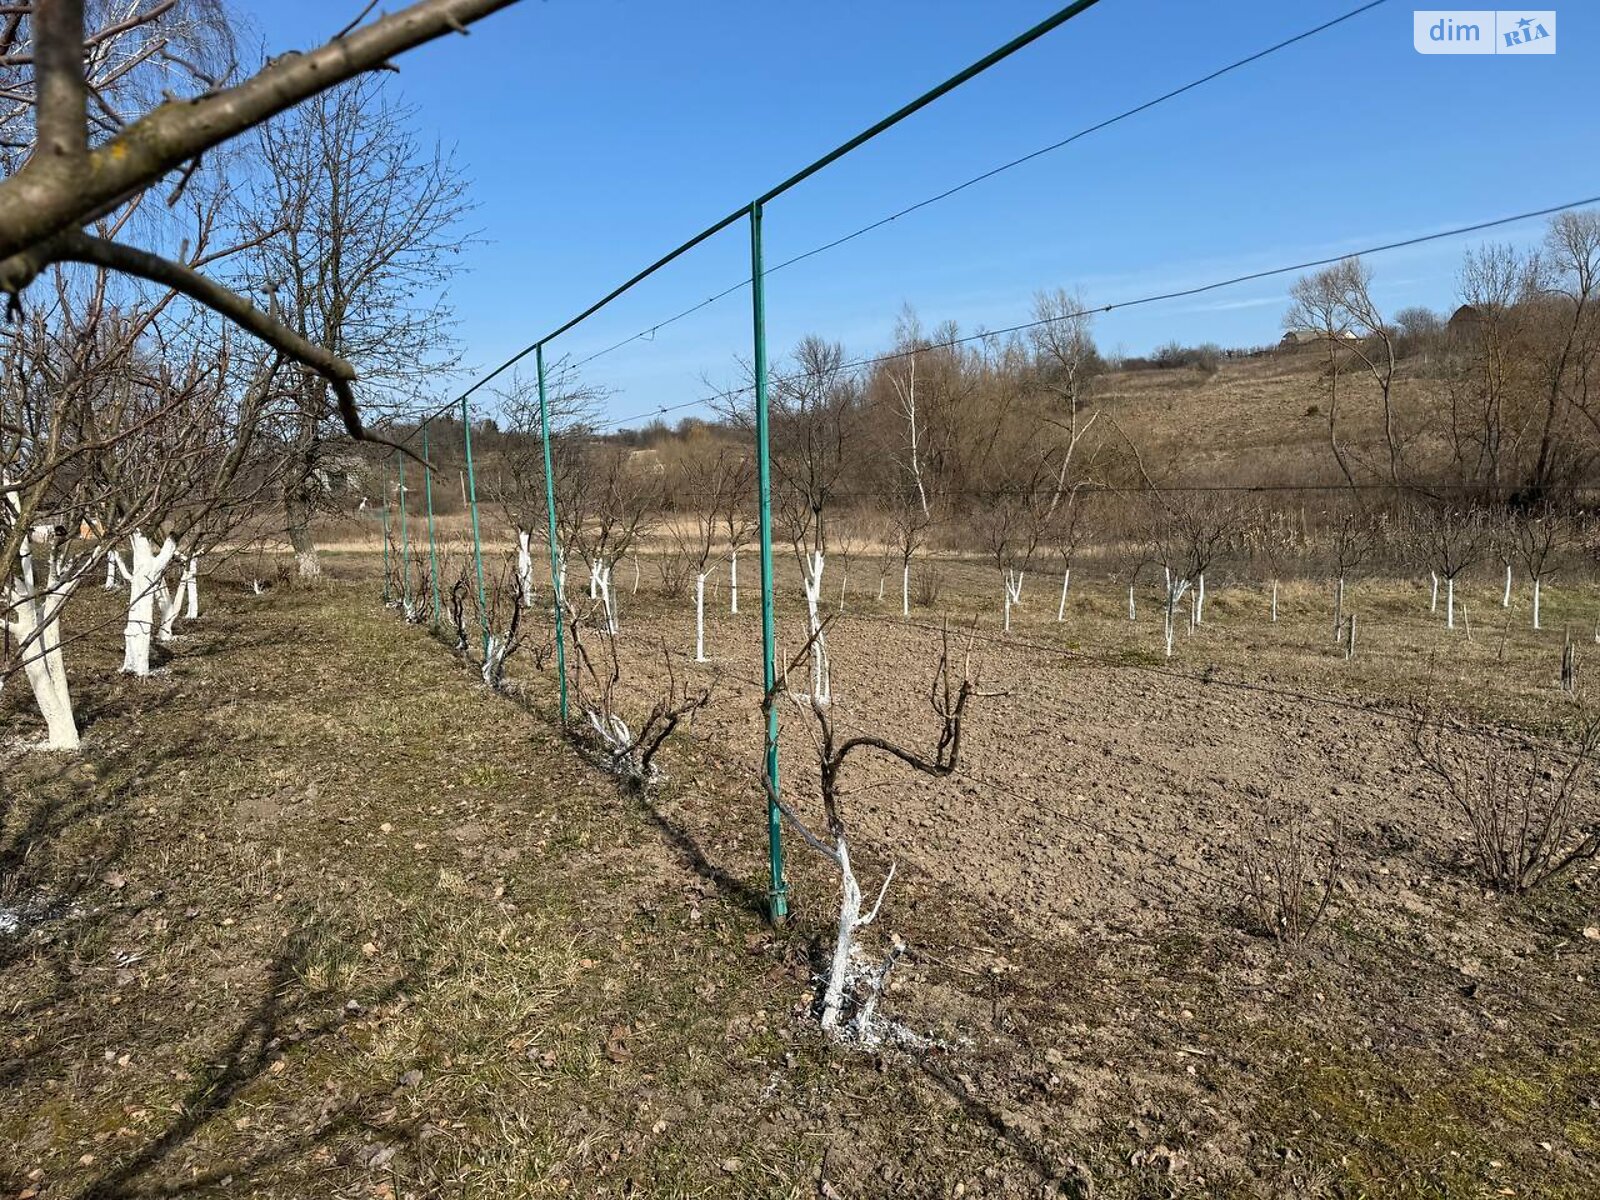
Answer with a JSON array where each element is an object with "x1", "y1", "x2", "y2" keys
[{"x1": 0, "y1": 0, "x2": 518, "y2": 441}]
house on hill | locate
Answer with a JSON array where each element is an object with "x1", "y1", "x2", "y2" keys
[
  {"x1": 1279, "y1": 328, "x2": 1361, "y2": 350},
  {"x1": 1447, "y1": 304, "x2": 1483, "y2": 336}
]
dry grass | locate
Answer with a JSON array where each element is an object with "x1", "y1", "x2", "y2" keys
[{"x1": 4, "y1": 560, "x2": 1600, "y2": 1197}]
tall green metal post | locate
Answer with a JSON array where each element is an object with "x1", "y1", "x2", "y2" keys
[
  {"x1": 750, "y1": 201, "x2": 787, "y2": 923},
  {"x1": 535, "y1": 344, "x2": 570, "y2": 724},
  {"x1": 461, "y1": 397, "x2": 491, "y2": 657},
  {"x1": 398, "y1": 453, "x2": 412, "y2": 614},
  {"x1": 381, "y1": 493, "x2": 392, "y2": 606},
  {"x1": 423, "y1": 423, "x2": 442, "y2": 629}
]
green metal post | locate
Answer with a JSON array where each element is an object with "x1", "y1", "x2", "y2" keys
[
  {"x1": 750, "y1": 200, "x2": 787, "y2": 923},
  {"x1": 461, "y1": 397, "x2": 491, "y2": 657},
  {"x1": 423, "y1": 422, "x2": 442, "y2": 629},
  {"x1": 381, "y1": 492, "x2": 392, "y2": 606},
  {"x1": 398, "y1": 452, "x2": 412, "y2": 614},
  {"x1": 535, "y1": 344, "x2": 570, "y2": 724}
]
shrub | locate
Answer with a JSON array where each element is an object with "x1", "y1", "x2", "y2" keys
[
  {"x1": 1236, "y1": 794, "x2": 1342, "y2": 944},
  {"x1": 1414, "y1": 713, "x2": 1600, "y2": 894}
]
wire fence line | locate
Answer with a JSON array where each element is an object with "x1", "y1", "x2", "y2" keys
[{"x1": 363, "y1": 0, "x2": 1600, "y2": 940}]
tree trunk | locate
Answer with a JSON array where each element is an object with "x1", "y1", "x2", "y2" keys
[
  {"x1": 285, "y1": 485, "x2": 321, "y2": 581},
  {"x1": 183, "y1": 553, "x2": 201, "y2": 619},
  {"x1": 1057, "y1": 567, "x2": 1070, "y2": 621},
  {"x1": 8, "y1": 550, "x2": 81, "y2": 750},
  {"x1": 1533, "y1": 577, "x2": 1542, "y2": 630},
  {"x1": 819, "y1": 836, "x2": 863, "y2": 1033},
  {"x1": 729, "y1": 549, "x2": 739, "y2": 613},
  {"x1": 695, "y1": 572, "x2": 708, "y2": 662},
  {"x1": 121, "y1": 532, "x2": 177, "y2": 675},
  {"x1": 1446, "y1": 577, "x2": 1456, "y2": 630},
  {"x1": 1271, "y1": 579, "x2": 1279, "y2": 622}
]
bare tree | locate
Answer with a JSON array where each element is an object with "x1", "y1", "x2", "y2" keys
[
  {"x1": 0, "y1": 1, "x2": 517, "y2": 450},
  {"x1": 764, "y1": 621, "x2": 985, "y2": 1040},
  {"x1": 1415, "y1": 710, "x2": 1600, "y2": 893},
  {"x1": 244, "y1": 75, "x2": 471, "y2": 580},
  {"x1": 1515, "y1": 503, "x2": 1564, "y2": 630}
]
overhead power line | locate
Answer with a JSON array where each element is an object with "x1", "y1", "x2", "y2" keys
[
  {"x1": 563, "y1": 0, "x2": 1393, "y2": 377},
  {"x1": 562, "y1": 192, "x2": 1599, "y2": 434}
]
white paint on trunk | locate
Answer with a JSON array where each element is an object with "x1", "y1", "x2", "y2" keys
[
  {"x1": 902, "y1": 564, "x2": 910, "y2": 617},
  {"x1": 1503, "y1": 562, "x2": 1512, "y2": 608},
  {"x1": 1057, "y1": 567, "x2": 1071, "y2": 622},
  {"x1": 1164, "y1": 576, "x2": 1191, "y2": 658},
  {"x1": 121, "y1": 532, "x2": 177, "y2": 675},
  {"x1": 516, "y1": 530, "x2": 535, "y2": 603},
  {"x1": 182, "y1": 553, "x2": 200, "y2": 619},
  {"x1": 1533, "y1": 577, "x2": 1542, "y2": 630},
  {"x1": 800, "y1": 551, "x2": 830, "y2": 704},
  {"x1": 694, "y1": 571, "x2": 709, "y2": 662},
  {"x1": 1430, "y1": 571, "x2": 1439, "y2": 613},
  {"x1": 1195, "y1": 572, "x2": 1206, "y2": 624},
  {"x1": 1128, "y1": 581, "x2": 1136, "y2": 621},
  {"x1": 1333, "y1": 576, "x2": 1345, "y2": 642},
  {"x1": 729, "y1": 549, "x2": 738, "y2": 613},
  {"x1": 4, "y1": 528, "x2": 81, "y2": 750},
  {"x1": 1271, "y1": 579, "x2": 1279, "y2": 622},
  {"x1": 596, "y1": 563, "x2": 617, "y2": 633},
  {"x1": 104, "y1": 554, "x2": 119, "y2": 589},
  {"x1": 1002, "y1": 568, "x2": 1024, "y2": 634},
  {"x1": 1446, "y1": 577, "x2": 1456, "y2": 630}
]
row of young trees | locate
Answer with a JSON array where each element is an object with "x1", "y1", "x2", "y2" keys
[{"x1": 448, "y1": 212, "x2": 1598, "y2": 676}]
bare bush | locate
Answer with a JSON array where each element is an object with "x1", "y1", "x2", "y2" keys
[
  {"x1": 567, "y1": 608, "x2": 710, "y2": 788},
  {"x1": 1414, "y1": 712, "x2": 1600, "y2": 893},
  {"x1": 766, "y1": 620, "x2": 988, "y2": 1041},
  {"x1": 1236, "y1": 795, "x2": 1342, "y2": 945}
]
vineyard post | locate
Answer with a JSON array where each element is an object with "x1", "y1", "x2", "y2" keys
[
  {"x1": 751, "y1": 199, "x2": 787, "y2": 923},
  {"x1": 462, "y1": 396, "x2": 490, "y2": 657},
  {"x1": 424, "y1": 422, "x2": 442, "y2": 629},
  {"x1": 398, "y1": 451, "x2": 412, "y2": 614},
  {"x1": 536, "y1": 343, "x2": 570, "y2": 724}
]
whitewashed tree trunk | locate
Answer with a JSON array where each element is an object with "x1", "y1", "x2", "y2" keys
[
  {"x1": 1533, "y1": 577, "x2": 1542, "y2": 630},
  {"x1": 516, "y1": 530, "x2": 535, "y2": 603},
  {"x1": 631, "y1": 554, "x2": 641, "y2": 596},
  {"x1": 1430, "y1": 571, "x2": 1439, "y2": 613},
  {"x1": 1502, "y1": 562, "x2": 1512, "y2": 608},
  {"x1": 104, "y1": 554, "x2": 119, "y2": 589},
  {"x1": 182, "y1": 553, "x2": 200, "y2": 619},
  {"x1": 1002, "y1": 568, "x2": 1024, "y2": 633},
  {"x1": 801, "y1": 551, "x2": 829, "y2": 703},
  {"x1": 1445, "y1": 576, "x2": 1456, "y2": 630},
  {"x1": 1164, "y1": 577, "x2": 1190, "y2": 658},
  {"x1": 694, "y1": 571, "x2": 709, "y2": 662},
  {"x1": 1195, "y1": 572, "x2": 1206, "y2": 624},
  {"x1": 729, "y1": 549, "x2": 739, "y2": 613},
  {"x1": 1333, "y1": 577, "x2": 1345, "y2": 642},
  {"x1": 1057, "y1": 567, "x2": 1071, "y2": 621},
  {"x1": 819, "y1": 835, "x2": 863, "y2": 1033},
  {"x1": 157, "y1": 575, "x2": 181, "y2": 643},
  {"x1": 838, "y1": 566, "x2": 848, "y2": 614},
  {"x1": 5, "y1": 535, "x2": 81, "y2": 750},
  {"x1": 901, "y1": 564, "x2": 910, "y2": 617},
  {"x1": 121, "y1": 532, "x2": 178, "y2": 675},
  {"x1": 596, "y1": 563, "x2": 617, "y2": 633},
  {"x1": 1271, "y1": 579, "x2": 1279, "y2": 622},
  {"x1": 1128, "y1": 581, "x2": 1136, "y2": 621}
]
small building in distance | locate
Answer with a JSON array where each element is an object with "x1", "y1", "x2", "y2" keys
[
  {"x1": 1447, "y1": 304, "x2": 1483, "y2": 337},
  {"x1": 1279, "y1": 328, "x2": 1362, "y2": 351}
]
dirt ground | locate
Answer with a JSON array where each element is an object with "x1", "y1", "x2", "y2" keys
[{"x1": 4, "y1": 553, "x2": 1600, "y2": 1198}]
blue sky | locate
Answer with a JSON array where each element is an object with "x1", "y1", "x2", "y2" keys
[{"x1": 251, "y1": 2, "x2": 1596, "y2": 426}]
